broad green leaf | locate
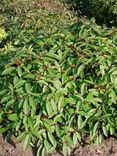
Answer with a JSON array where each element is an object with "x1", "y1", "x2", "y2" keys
[
  {"x1": 81, "y1": 83, "x2": 86, "y2": 95},
  {"x1": 109, "y1": 90, "x2": 116, "y2": 104},
  {"x1": 73, "y1": 133, "x2": 78, "y2": 145},
  {"x1": 45, "y1": 53, "x2": 59, "y2": 60},
  {"x1": 63, "y1": 144, "x2": 69, "y2": 156},
  {"x1": 16, "y1": 132, "x2": 26, "y2": 143},
  {"x1": 77, "y1": 64, "x2": 85, "y2": 77},
  {"x1": 48, "y1": 132, "x2": 56, "y2": 146},
  {"x1": 7, "y1": 114, "x2": 18, "y2": 121},
  {"x1": 1, "y1": 96, "x2": 11, "y2": 103},
  {"x1": 58, "y1": 49, "x2": 63, "y2": 61},
  {"x1": 0, "y1": 89, "x2": 8, "y2": 96},
  {"x1": 23, "y1": 134, "x2": 31, "y2": 150},
  {"x1": 36, "y1": 145, "x2": 43, "y2": 156},
  {"x1": 55, "y1": 126, "x2": 61, "y2": 137},
  {"x1": 15, "y1": 80, "x2": 25, "y2": 88},
  {"x1": 62, "y1": 73, "x2": 67, "y2": 84},
  {"x1": 76, "y1": 101, "x2": 82, "y2": 112},
  {"x1": 102, "y1": 126, "x2": 108, "y2": 137},
  {"x1": 24, "y1": 74, "x2": 35, "y2": 79},
  {"x1": 13, "y1": 76, "x2": 19, "y2": 85},
  {"x1": 93, "y1": 122, "x2": 99, "y2": 135},
  {"x1": 54, "y1": 60, "x2": 61, "y2": 72},
  {"x1": 16, "y1": 121, "x2": 21, "y2": 131},
  {"x1": 77, "y1": 133, "x2": 81, "y2": 142},
  {"x1": 17, "y1": 66, "x2": 22, "y2": 77},
  {"x1": 58, "y1": 96, "x2": 64, "y2": 111},
  {"x1": 78, "y1": 115, "x2": 83, "y2": 129},
  {"x1": 0, "y1": 112, "x2": 4, "y2": 120},
  {"x1": 0, "y1": 127, "x2": 7, "y2": 133},
  {"x1": 18, "y1": 99, "x2": 24, "y2": 109},
  {"x1": 6, "y1": 99, "x2": 15, "y2": 107},
  {"x1": 46, "y1": 103, "x2": 53, "y2": 117},
  {"x1": 53, "y1": 80, "x2": 62, "y2": 90},
  {"x1": 41, "y1": 147, "x2": 47, "y2": 156},
  {"x1": 51, "y1": 99, "x2": 57, "y2": 113},
  {"x1": 49, "y1": 144, "x2": 56, "y2": 153},
  {"x1": 44, "y1": 140, "x2": 50, "y2": 152},
  {"x1": 32, "y1": 129, "x2": 45, "y2": 138},
  {"x1": 2, "y1": 67, "x2": 15, "y2": 75},
  {"x1": 38, "y1": 80, "x2": 48, "y2": 85},
  {"x1": 29, "y1": 97, "x2": 36, "y2": 110},
  {"x1": 98, "y1": 134, "x2": 103, "y2": 145},
  {"x1": 23, "y1": 98, "x2": 30, "y2": 114},
  {"x1": 54, "y1": 114, "x2": 62, "y2": 123},
  {"x1": 110, "y1": 127, "x2": 115, "y2": 135},
  {"x1": 25, "y1": 83, "x2": 32, "y2": 93},
  {"x1": 100, "y1": 65, "x2": 105, "y2": 76},
  {"x1": 63, "y1": 126, "x2": 74, "y2": 132},
  {"x1": 28, "y1": 117, "x2": 34, "y2": 128}
]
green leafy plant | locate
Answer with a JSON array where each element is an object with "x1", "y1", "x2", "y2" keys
[
  {"x1": 0, "y1": 15, "x2": 117, "y2": 155},
  {"x1": 0, "y1": 28, "x2": 7, "y2": 42},
  {"x1": 0, "y1": 0, "x2": 117, "y2": 155},
  {"x1": 66, "y1": 0, "x2": 117, "y2": 26}
]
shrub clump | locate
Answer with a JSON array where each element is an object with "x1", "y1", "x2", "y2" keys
[
  {"x1": 0, "y1": 18, "x2": 117, "y2": 156},
  {"x1": 67, "y1": 0, "x2": 117, "y2": 26}
]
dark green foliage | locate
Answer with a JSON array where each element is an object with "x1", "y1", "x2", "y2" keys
[
  {"x1": 67, "y1": 0, "x2": 117, "y2": 26},
  {"x1": 0, "y1": 17, "x2": 117, "y2": 155},
  {"x1": 0, "y1": 0, "x2": 117, "y2": 156}
]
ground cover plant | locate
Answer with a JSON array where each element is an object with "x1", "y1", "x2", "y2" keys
[{"x1": 0, "y1": 0, "x2": 117, "y2": 156}]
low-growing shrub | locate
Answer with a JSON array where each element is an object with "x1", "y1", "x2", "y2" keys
[
  {"x1": 66, "y1": 0, "x2": 117, "y2": 26},
  {"x1": 0, "y1": 17, "x2": 117, "y2": 156},
  {"x1": 0, "y1": 0, "x2": 75, "y2": 53}
]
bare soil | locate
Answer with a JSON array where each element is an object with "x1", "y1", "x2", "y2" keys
[
  {"x1": 0, "y1": 135, "x2": 117, "y2": 156},
  {"x1": 71, "y1": 137, "x2": 117, "y2": 156},
  {"x1": 0, "y1": 135, "x2": 32, "y2": 156}
]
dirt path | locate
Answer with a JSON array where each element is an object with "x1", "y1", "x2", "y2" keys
[{"x1": 0, "y1": 135, "x2": 117, "y2": 156}]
